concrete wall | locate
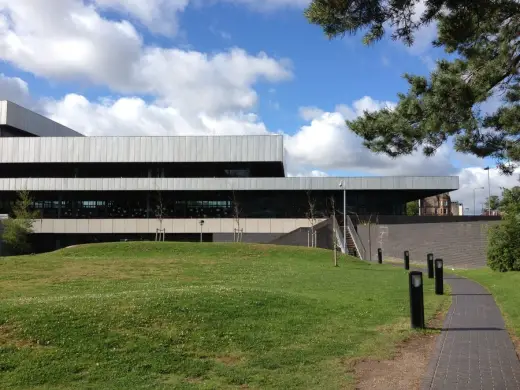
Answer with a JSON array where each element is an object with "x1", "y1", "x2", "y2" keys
[
  {"x1": 31, "y1": 218, "x2": 325, "y2": 234},
  {"x1": 268, "y1": 219, "x2": 334, "y2": 249},
  {"x1": 213, "y1": 233, "x2": 283, "y2": 243},
  {"x1": 357, "y1": 219, "x2": 502, "y2": 268}
]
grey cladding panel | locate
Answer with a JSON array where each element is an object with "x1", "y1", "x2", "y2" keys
[
  {"x1": 0, "y1": 135, "x2": 284, "y2": 163},
  {"x1": 0, "y1": 176, "x2": 459, "y2": 191}
]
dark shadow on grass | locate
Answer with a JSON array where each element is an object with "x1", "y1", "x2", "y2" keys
[
  {"x1": 346, "y1": 265, "x2": 407, "y2": 273},
  {"x1": 450, "y1": 293, "x2": 492, "y2": 296},
  {"x1": 427, "y1": 327, "x2": 504, "y2": 331}
]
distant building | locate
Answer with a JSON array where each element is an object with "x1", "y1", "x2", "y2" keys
[
  {"x1": 419, "y1": 193, "x2": 453, "y2": 216},
  {"x1": 450, "y1": 201, "x2": 463, "y2": 216},
  {"x1": 481, "y1": 210, "x2": 501, "y2": 216}
]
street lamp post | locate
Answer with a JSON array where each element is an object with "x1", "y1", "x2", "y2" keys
[
  {"x1": 339, "y1": 181, "x2": 346, "y2": 254},
  {"x1": 473, "y1": 187, "x2": 484, "y2": 216},
  {"x1": 199, "y1": 219, "x2": 205, "y2": 243},
  {"x1": 484, "y1": 167, "x2": 491, "y2": 215}
]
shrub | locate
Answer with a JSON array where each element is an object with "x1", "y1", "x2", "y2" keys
[
  {"x1": 487, "y1": 186, "x2": 520, "y2": 272},
  {"x1": 487, "y1": 217, "x2": 520, "y2": 271},
  {"x1": 1, "y1": 190, "x2": 39, "y2": 255}
]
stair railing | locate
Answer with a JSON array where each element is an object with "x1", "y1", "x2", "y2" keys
[
  {"x1": 332, "y1": 216, "x2": 345, "y2": 253},
  {"x1": 345, "y1": 214, "x2": 366, "y2": 260}
]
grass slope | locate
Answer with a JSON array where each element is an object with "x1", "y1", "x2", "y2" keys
[
  {"x1": 0, "y1": 242, "x2": 447, "y2": 390},
  {"x1": 456, "y1": 269, "x2": 520, "y2": 341}
]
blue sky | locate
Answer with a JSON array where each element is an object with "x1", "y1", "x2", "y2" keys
[
  {"x1": 0, "y1": 0, "x2": 517, "y2": 209},
  {"x1": 1, "y1": 1, "x2": 429, "y2": 130}
]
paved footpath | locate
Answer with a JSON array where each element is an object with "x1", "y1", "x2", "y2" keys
[{"x1": 422, "y1": 274, "x2": 520, "y2": 390}]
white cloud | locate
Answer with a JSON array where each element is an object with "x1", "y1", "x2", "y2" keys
[
  {"x1": 351, "y1": 95, "x2": 396, "y2": 115},
  {"x1": 326, "y1": 96, "x2": 396, "y2": 123},
  {"x1": 450, "y1": 168, "x2": 520, "y2": 215},
  {"x1": 218, "y1": 0, "x2": 310, "y2": 11},
  {"x1": 286, "y1": 98, "x2": 456, "y2": 176},
  {"x1": 209, "y1": 24, "x2": 232, "y2": 40},
  {"x1": 385, "y1": 0, "x2": 437, "y2": 58},
  {"x1": 298, "y1": 106, "x2": 324, "y2": 121},
  {"x1": 288, "y1": 169, "x2": 329, "y2": 177},
  {"x1": 0, "y1": 0, "x2": 143, "y2": 86},
  {"x1": 94, "y1": 0, "x2": 189, "y2": 36},
  {"x1": 0, "y1": 1, "x2": 292, "y2": 116},
  {"x1": 42, "y1": 93, "x2": 271, "y2": 137},
  {"x1": 406, "y1": 0, "x2": 437, "y2": 55},
  {"x1": 136, "y1": 47, "x2": 292, "y2": 115},
  {"x1": 0, "y1": 73, "x2": 31, "y2": 106},
  {"x1": 286, "y1": 111, "x2": 353, "y2": 169}
]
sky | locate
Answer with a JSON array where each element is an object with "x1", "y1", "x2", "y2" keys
[{"x1": 0, "y1": 0, "x2": 518, "y2": 214}]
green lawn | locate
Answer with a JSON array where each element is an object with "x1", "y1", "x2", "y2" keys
[
  {"x1": 456, "y1": 268, "x2": 520, "y2": 341},
  {"x1": 0, "y1": 242, "x2": 448, "y2": 390}
]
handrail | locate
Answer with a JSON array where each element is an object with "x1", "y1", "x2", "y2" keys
[
  {"x1": 332, "y1": 217, "x2": 345, "y2": 254},
  {"x1": 345, "y1": 214, "x2": 366, "y2": 260}
]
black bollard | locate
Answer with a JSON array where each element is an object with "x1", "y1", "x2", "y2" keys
[
  {"x1": 427, "y1": 253, "x2": 434, "y2": 279},
  {"x1": 404, "y1": 250, "x2": 410, "y2": 270},
  {"x1": 435, "y1": 258, "x2": 444, "y2": 295},
  {"x1": 377, "y1": 248, "x2": 382, "y2": 264},
  {"x1": 408, "y1": 271, "x2": 425, "y2": 329}
]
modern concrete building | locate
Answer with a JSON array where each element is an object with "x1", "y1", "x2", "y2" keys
[{"x1": 0, "y1": 100, "x2": 459, "y2": 254}]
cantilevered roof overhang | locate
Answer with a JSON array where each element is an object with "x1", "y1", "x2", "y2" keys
[
  {"x1": 0, "y1": 176, "x2": 459, "y2": 192},
  {"x1": 0, "y1": 101, "x2": 83, "y2": 137}
]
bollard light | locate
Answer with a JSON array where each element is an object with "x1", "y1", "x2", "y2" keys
[
  {"x1": 427, "y1": 253, "x2": 434, "y2": 279},
  {"x1": 435, "y1": 258, "x2": 444, "y2": 295},
  {"x1": 404, "y1": 250, "x2": 410, "y2": 270},
  {"x1": 408, "y1": 271, "x2": 425, "y2": 329},
  {"x1": 199, "y1": 219, "x2": 205, "y2": 243},
  {"x1": 377, "y1": 248, "x2": 382, "y2": 264}
]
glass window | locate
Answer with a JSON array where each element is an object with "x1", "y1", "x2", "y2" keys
[{"x1": 224, "y1": 169, "x2": 251, "y2": 177}]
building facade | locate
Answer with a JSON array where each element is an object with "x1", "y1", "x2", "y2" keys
[
  {"x1": 0, "y1": 100, "x2": 460, "y2": 253},
  {"x1": 419, "y1": 193, "x2": 453, "y2": 216},
  {"x1": 450, "y1": 201, "x2": 463, "y2": 216}
]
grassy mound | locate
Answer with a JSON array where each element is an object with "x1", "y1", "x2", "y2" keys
[{"x1": 0, "y1": 242, "x2": 447, "y2": 389}]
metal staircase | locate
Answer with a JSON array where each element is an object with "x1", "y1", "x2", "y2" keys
[{"x1": 336, "y1": 215, "x2": 366, "y2": 260}]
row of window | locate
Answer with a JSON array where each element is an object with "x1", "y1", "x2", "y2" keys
[
  {"x1": 0, "y1": 163, "x2": 267, "y2": 178},
  {"x1": 0, "y1": 193, "x2": 409, "y2": 218},
  {"x1": 32, "y1": 200, "x2": 232, "y2": 209}
]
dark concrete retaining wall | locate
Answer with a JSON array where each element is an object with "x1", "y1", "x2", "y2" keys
[
  {"x1": 213, "y1": 219, "x2": 335, "y2": 250},
  {"x1": 357, "y1": 220, "x2": 502, "y2": 268},
  {"x1": 268, "y1": 220, "x2": 334, "y2": 249},
  {"x1": 213, "y1": 233, "x2": 283, "y2": 244}
]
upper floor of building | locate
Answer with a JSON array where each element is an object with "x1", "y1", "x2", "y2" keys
[
  {"x1": 0, "y1": 100, "x2": 286, "y2": 177},
  {"x1": 1, "y1": 100, "x2": 83, "y2": 137}
]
